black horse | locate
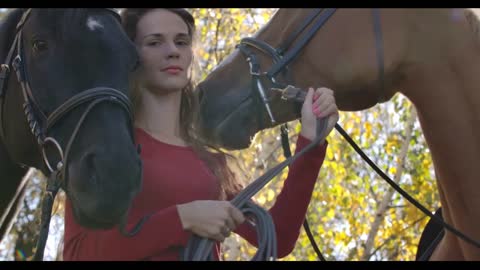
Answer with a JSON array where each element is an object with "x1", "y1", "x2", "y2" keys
[{"x1": 0, "y1": 8, "x2": 143, "y2": 249}]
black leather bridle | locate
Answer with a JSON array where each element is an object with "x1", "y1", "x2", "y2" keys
[
  {"x1": 236, "y1": 8, "x2": 337, "y2": 130},
  {"x1": 0, "y1": 8, "x2": 137, "y2": 261},
  {"x1": 185, "y1": 8, "x2": 480, "y2": 261},
  {"x1": 234, "y1": 8, "x2": 337, "y2": 261}
]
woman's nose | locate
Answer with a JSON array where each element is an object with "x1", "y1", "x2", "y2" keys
[{"x1": 165, "y1": 41, "x2": 180, "y2": 58}]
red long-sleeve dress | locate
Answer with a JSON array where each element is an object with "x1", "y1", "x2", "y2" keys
[{"x1": 63, "y1": 127, "x2": 327, "y2": 261}]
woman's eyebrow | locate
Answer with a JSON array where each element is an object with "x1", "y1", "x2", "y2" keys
[{"x1": 142, "y1": 32, "x2": 190, "y2": 41}]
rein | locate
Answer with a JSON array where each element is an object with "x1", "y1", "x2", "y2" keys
[
  {"x1": 276, "y1": 85, "x2": 480, "y2": 255},
  {"x1": 183, "y1": 118, "x2": 328, "y2": 261}
]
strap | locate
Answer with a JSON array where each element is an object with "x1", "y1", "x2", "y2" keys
[
  {"x1": 372, "y1": 9, "x2": 385, "y2": 95},
  {"x1": 183, "y1": 115, "x2": 328, "y2": 261},
  {"x1": 267, "y1": 8, "x2": 337, "y2": 80},
  {"x1": 47, "y1": 87, "x2": 132, "y2": 129},
  {"x1": 275, "y1": 8, "x2": 323, "y2": 56}
]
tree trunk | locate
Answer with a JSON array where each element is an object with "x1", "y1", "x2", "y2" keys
[{"x1": 361, "y1": 107, "x2": 417, "y2": 260}]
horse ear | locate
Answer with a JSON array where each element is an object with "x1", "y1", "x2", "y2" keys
[{"x1": 0, "y1": 9, "x2": 23, "y2": 63}]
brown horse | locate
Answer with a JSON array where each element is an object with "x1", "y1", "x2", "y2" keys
[{"x1": 196, "y1": 8, "x2": 480, "y2": 260}]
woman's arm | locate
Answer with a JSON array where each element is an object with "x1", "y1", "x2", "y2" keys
[
  {"x1": 233, "y1": 134, "x2": 328, "y2": 258},
  {"x1": 232, "y1": 87, "x2": 337, "y2": 258},
  {"x1": 63, "y1": 201, "x2": 191, "y2": 261}
]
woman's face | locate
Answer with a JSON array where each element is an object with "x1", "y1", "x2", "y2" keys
[{"x1": 135, "y1": 9, "x2": 193, "y2": 94}]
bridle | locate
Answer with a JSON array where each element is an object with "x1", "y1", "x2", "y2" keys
[
  {"x1": 0, "y1": 8, "x2": 138, "y2": 261},
  {"x1": 236, "y1": 8, "x2": 337, "y2": 130},
  {"x1": 185, "y1": 8, "x2": 480, "y2": 261},
  {"x1": 233, "y1": 8, "x2": 339, "y2": 261}
]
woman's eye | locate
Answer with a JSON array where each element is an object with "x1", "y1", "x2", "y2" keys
[
  {"x1": 176, "y1": 40, "x2": 190, "y2": 46},
  {"x1": 147, "y1": 41, "x2": 161, "y2": 46}
]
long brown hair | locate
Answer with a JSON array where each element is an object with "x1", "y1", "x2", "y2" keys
[{"x1": 120, "y1": 8, "x2": 245, "y2": 199}]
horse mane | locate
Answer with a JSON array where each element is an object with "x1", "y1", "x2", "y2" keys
[
  {"x1": 0, "y1": 9, "x2": 23, "y2": 61},
  {"x1": 0, "y1": 9, "x2": 94, "y2": 60},
  {"x1": 42, "y1": 9, "x2": 94, "y2": 42}
]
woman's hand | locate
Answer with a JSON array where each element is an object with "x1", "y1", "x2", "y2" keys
[
  {"x1": 300, "y1": 87, "x2": 339, "y2": 144},
  {"x1": 177, "y1": 200, "x2": 245, "y2": 242}
]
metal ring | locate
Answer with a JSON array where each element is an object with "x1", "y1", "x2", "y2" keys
[
  {"x1": 1, "y1": 64, "x2": 9, "y2": 72},
  {"x1": 222, "y1": 227, "x2": 232, "y2": 237},
  {"x1": 41, "y1": 137, "x2": 64, "y2": 173}
]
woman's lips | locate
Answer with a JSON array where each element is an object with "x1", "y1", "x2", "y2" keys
[{"x1": 163, "y1": 66, "x2": 183, "y2": 75}]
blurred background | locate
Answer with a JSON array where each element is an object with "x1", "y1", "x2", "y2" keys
[{"x1": 0, "y1": 8, "x2": 437, "y2": 261}]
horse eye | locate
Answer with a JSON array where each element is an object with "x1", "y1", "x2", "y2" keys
[{"x1": 32, "y1": 40, "x2": 48, "y2": 52}]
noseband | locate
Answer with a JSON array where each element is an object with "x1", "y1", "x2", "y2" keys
[{"x1": 0, "y1": 8, "x2": 135, "y2": 261}]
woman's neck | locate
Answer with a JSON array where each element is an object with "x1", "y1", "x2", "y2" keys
[{"x1": 135, "y1": 88, "x2": 187, "y2": 146}]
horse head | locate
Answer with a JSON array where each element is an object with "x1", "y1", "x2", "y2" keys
[
  {"x1": 0, "y1": 8, "x2": 142, "y2": 230},
  {"x1": 196, "y1": 9, "x2": 404, "y2": 150}
]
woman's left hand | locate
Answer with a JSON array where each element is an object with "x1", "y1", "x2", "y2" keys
[{"x1": 300, "y1": 87, "x2": 339, "y2": 144}]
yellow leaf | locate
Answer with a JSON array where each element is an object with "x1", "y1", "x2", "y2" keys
[
  {"x1": 365, "y1": 122, "x2": 372, "y2": 140},
  {"x1": 389, "y1": 166, "x2": 397, "y2": 176},
  {"x1": 263, "y1": 13, "x2": 271, "y2": 22},
  {"x1": 294, "y1": 121, "x2": 302, "y2": 133},
  {"x1": 326, "y1": 209, "x2": 335, "y2": 219},
  {"x1": 423, "y1": 158, "x2": 431, "y2": 169},
  {"x1": 267, "y1": 189, "x2": 275, "y2": 202},
  {"x1": 326, "y1": 148, "x2": 334, "y2": 160},
  {"x1": 256, "y1": 194, "x2": 266, "y2": 205}
]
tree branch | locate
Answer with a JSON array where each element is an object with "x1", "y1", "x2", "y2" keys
[{"x1": 361, "y1": 107, "x2": 418, "y2": 261}]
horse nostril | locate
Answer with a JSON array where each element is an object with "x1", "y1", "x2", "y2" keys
[{"x1": 81, "y1": 152, "x2": 98, "y2": 186}]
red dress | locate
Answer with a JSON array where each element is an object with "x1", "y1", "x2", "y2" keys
[{"x1": 63, "y1": 128, "x2": 327, "y2": 261}]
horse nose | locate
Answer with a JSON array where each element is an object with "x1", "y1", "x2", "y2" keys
[
  {"x1": 79, "y1": 150, "x2": 141, "y2": 193},
  {"x1": 76, "y1": 149, "x2": 141, "y2": 217},
  {"x1": 82, "y1": 152, "x2": 98, "y2": 186}
]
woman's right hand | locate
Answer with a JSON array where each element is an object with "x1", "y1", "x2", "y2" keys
[
  {"x1": 177, "y1": 200, "x2": 245, "y2": 242},
  {"x1": 300, "y1": 87, "x2": 339, "y2": 144}
]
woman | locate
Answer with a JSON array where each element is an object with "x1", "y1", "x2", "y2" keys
[{"x1": 63, "y1": 8, "x2": 340, "y2": 261}]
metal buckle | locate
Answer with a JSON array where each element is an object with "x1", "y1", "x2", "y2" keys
[
  {"x1": 0, "y1": 64, "x2": 10, "y2": 73},
  {"x1": 271, "y1": 85, "x2": 301, "y2": 101}
]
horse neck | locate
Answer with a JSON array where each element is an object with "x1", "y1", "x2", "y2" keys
[
  {"x1": 403, "y1": 61, "x2": 480, "y2": 188},
  {"x1": 400, "y1": 9, "x2": 480, "y2": 189},
  {"x1": 399, "y1": 10, "x2": 480, "y2": 259},
  {"x1": 404, "y1": 57, "x2": 480, "y2": 259}
]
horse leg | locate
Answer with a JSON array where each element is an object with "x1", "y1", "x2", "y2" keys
[{"x1": 0, "y1": 140, "x2": 28, "y2": 244}]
